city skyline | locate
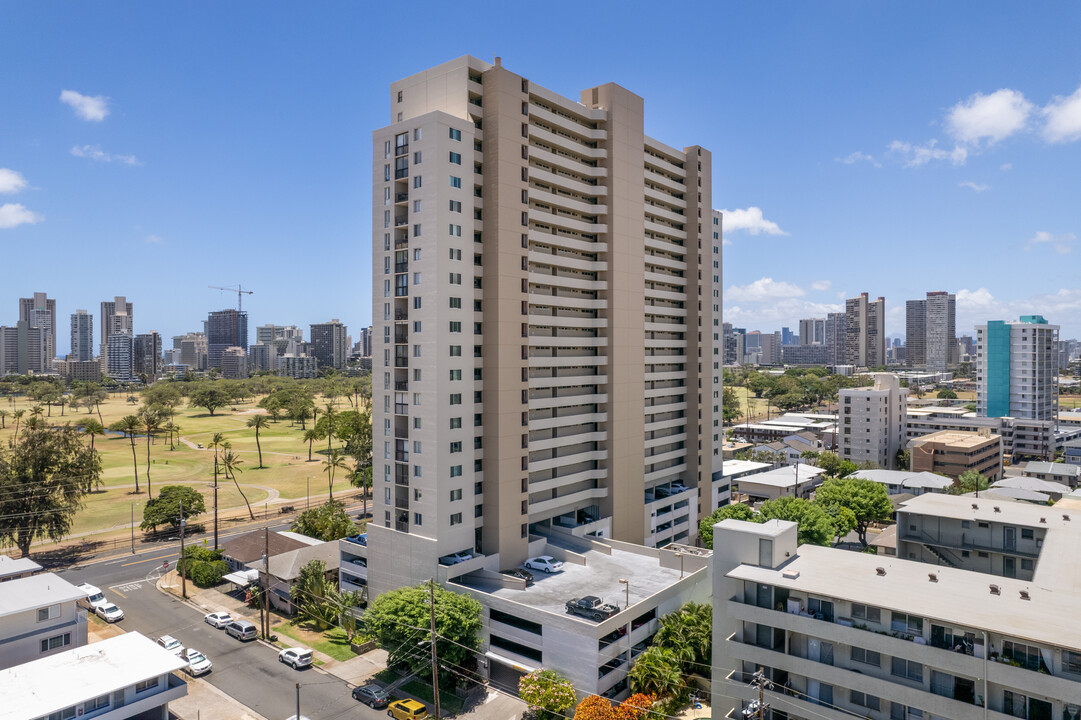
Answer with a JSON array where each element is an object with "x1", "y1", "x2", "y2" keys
[{"x1": 2, "y1": 3, "x2": 1079, "y2": 346}]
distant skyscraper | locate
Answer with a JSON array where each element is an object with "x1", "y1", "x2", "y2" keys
[
  {"x1": 70, "y1": 310, "x2": 94, "y2": 362},
  {"x1": 976, "y1": 316, "x2": 1058, "y2": 420},
  {"x1": 310, "y1": 319, "x2": 348, "y2": 370},
  {"x1": 256, "y1": 324, "x2": 303, "y2": 344},
  {"x1": 19, "y1": 292, "x2": 57, "y2": 363},
  {"x1": 220, "y1": 346, "x2": 248, "y2": 379},
  {"x1": 906, "y1": 291, "x2": 956, "y2": 372},
  {"x1": 177, "y1": 332, "x2": 208, "y2": 371},
  {"x1": 360, "y1": 326, "x2": 373, "y2": 357},
  {"x1": 798, "y1": 318, "x2": 825, "y2": 346},
  {"x1": 825, "y1": 312, "x2": 846, "y2": 366},
  {"x1": 845, "y1": 293, "x2": 885, "y2": 368},
  {"x1": 100, "y1": 296, "x2": 134, "y2": 347},
  {"x1": 134, "y1": 332, "x2": 162, "y2": 379},
  {"x1": 106, "y1": 332, "x2": 134, "y2": 382},
  {"x1": 206, "y1": 309, "x2": 248, "y2": 370},
  {"x1": 781, "y1": 327, "x2": 797, "y2": 346},
  {"x1": 0, "y1": 323, "x2": 44, "y2": 375}
]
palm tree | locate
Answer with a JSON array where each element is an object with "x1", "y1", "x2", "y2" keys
[
  {"x1": 83, "y1": 419, "x2": 104, "y2": 451},
  {"x1": 247, "y1": 414, "x2": 269, "y2": 468},
  {"x1": 303, "y1": 429, "x2": 321, "y2": 462},
  {"x1": 57, "y1": 397, "x2": 67, "y2": 416},
  {"x1": 0, "y1": 409, "x2": 7, "y2": 429},
  {"x1": 221, "y1": 448, "x2": 254, "y2": 520},
  {"x1": 12, "y1": 410, "x2": 24, "y2": 441},
  {"x1": 627, "y1": 646, "x2": 682, "y2": 698},
  {"x1": 140, "y1": 408, "x2": 161, "y2": 498},
  {"x1": 115, "y1": 414, "x2": 142, "y2": 494},
  {"x1": 322, "y1": 448, "x2": 350, "y2": 501},
  {"x1": 323, "y1": 403, "x2": 338, "y2": 457}
]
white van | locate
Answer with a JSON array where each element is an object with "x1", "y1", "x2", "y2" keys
[{"x1": 76, "y1": 583, "x2": 108, "y2": 609}]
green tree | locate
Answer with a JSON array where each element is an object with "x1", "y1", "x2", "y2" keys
[
  {"x1": 82, "y1": 418, "x2": 104, "y2": 452},
  {"x1": 0, "y1": 425, "x2": 102, "y2": 557},
  {"x1": 518, "y1": 669, "x2": 577, "y2": 720},
  {"x1": 141, "y1": 485, "x2": 206, "y2": 531},
  {"x1": 759, "y1": 497, "x2": 835, "y2": 546},
  {"x1": 813, "y1": 476, "x2": 893, "y2": 546},
  {"x1": 364, "y1": 582, "x2": 482, "y2": 685},
  {"x1": 289, "y1": 558, "x2": 338, "y2": 628},
  {"x1": 188, "y1": 384, "x2": 231, "y2": 416},
  {"x1": 937, "y1": 389, "x2": 958, "y2": 399},
  {"x1": 949, "y1": 469, "x2": 990, "y2": 495},
  {"x1": 322, "y1": 448, "x2": 350, "y2": 501},
  {"x1": 111, "y1": 415, "x2": 142, "y2": 494},
  {"x1": 221, "y1": 448, "x2": 254, "y2": 520},
  {"x1": 177, "y1": 546, "x2": 229, "y2": 587},
  {"x1": 303, "y1": 429, "x2": 321, "y2": 462},
  {"x1": 895, "y1": 449, "x2": 911, "y2": 471},
  {"x1": 818, "y1": 502, "x2": 858, "y2": 543},
  {"x1": 291, "y1": 499, "x2": 356, "y2": 541},
  {"x1": 653, "y1": 602, "x2": 711, "y2": 675},
  {"x1": 699, "y1": 503, "x2": 757, "y2": 549},
  {"x1": 246, "y1": 414, "x2": 269, "y2": 468},
  {"x1": 721, "y1": 386, "x2": 743, "y2": 425},
  {"x1": 627, "y1": 646, "x2": 682, "y2": 699},
  {"x1": 139, "y1": 407, "x2": 162, "y2": 498},
  {"x1": 812, "y1": 451, "x2": 858, "y2": 478}
]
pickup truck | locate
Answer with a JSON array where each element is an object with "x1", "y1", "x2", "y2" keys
[{"x1": 565, "y1": 596, "x2": 620, "y2": 621}]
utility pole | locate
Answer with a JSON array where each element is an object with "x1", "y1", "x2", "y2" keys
[
  {"x1": 263, "y1": 527, "x2": 271, "y2": 640},
  {"x1": 130, "y1": 503, "x2": 135, "y2": 554},
  {"x1": 179, "y1": 499, "x2": 187, "y2": 599},
  {"x1": 745, "y1": 667, "x2": 773, "y2": 720},
  {"x1": 213, "y1": 479, "x2": 219, "y2": 549},
  {"x1": 429, "y1": 578, "x2": 441, "y2": 720},
  {"x1": 295, "y1": 682, "x2": 300, "y2": 720}
]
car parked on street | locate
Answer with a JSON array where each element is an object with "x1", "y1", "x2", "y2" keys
[
  {"x1": 156, "y1": 635, "x2": 183, "y2": 654},
  {"x1": 95, "y1": 603, "x2": 125, "y2": 623},
  {"x1": 524, "y1": 556, "x2": 564, "y2": 574},
  {"x1": 204, "y1": 611, "x2": 233, "y2": 628},
  {"x1": 387, "y1": 699, "x2": 428, "y2": 720},
  {"x1": 182, "y1": 648, "x2": 213, "y2": 676},
  {"x1": 278, "y1": 647, "x2": 313, "y2": 669},
  {"x1": 352, "y1": 684, "x2": 390, "y2": 708},
  {"x1": 225, "y1": 619, "x2": 257, "y2": 641},
  {"x1": 76, "y1": 583, "x2": 108, "y2": 610}
]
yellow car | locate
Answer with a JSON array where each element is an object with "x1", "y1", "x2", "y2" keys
[{"x1": 387, "y1": 699, "x2": 428, "y2": 720}]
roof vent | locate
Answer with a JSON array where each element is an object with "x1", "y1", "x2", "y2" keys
[
  {"x1": 1040, "y1": 517, "x2": 1047, "y2": 524},
  {"x1": 989, "y1": 584, "x2": 1001, "y2": 595},
  {"x1": 928, "y1": 573, "x2": 938, "y2": 583},
  {"x1": 971, "y1": 503, "x2": 979, "y2": 510},
  {"x1": 781, "y1": 569, "x2": 800, "y2": 580},
  {"x1": 1064, "y1": 515, "x2": 1071, "y2": 521},
  {"x1": 1019, "y1": 590, "x2": 1031, "y2": 601},
  {"x1": 993, "y1": 506, "x2": 1001, "y2": 513},
  {"x1": 875, "y1": 567, "x2": 886, "y2": 576}
]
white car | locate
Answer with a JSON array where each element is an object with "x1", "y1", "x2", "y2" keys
[
  {"x1": 183, "y1": 648, "x2": 213, "y2": 676},
  {"x1": 278, "y1": 647, "x2": 314, "y2": 669},
  {"x1": 438, "y1": 551, "x2": 472, "y2": 565},
  {"x1": 156, "y1": 635, "x2": 183, "y2": 655},
  {"x1": 524, "y1": 556, "x2": 564, "y2": 574},
  {"x1": 204, "y1": 611, "x2": 233, "y2": 628},
  {"x1": 95, "y1": 603, "x2": 125, "y2": 623}
]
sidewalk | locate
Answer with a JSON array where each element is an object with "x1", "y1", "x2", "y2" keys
[
  {"x1": 170, "y1": 677, "x2": 270, "y2": 720},
  {"x1": 323, "y1": 647, "x2": 390, "y2": 685}
]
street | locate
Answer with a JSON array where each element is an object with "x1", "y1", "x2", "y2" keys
[{"x1": 57, "y1": 519, "x2": 381, "y2": 720}]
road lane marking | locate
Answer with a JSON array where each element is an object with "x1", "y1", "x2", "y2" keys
[
  {"x1": 120, "y1": 553, "x2": 176, "y2": 567},
  {"x1": 111, "y1": 588, "x2": 127, "y2": 598}
]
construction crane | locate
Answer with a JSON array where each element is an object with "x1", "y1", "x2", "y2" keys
[{"x1": 208, "y1": 284, "x2": 254, "y2": 312}]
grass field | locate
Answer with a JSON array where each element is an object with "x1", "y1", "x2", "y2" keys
[{"x1": 0, "y1": 391, "x2": 366, "y2": 547}]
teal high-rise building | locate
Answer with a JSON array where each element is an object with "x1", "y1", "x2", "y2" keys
[{"x1": 976, "y1": 316, "x2": 1058, "y2": 420}]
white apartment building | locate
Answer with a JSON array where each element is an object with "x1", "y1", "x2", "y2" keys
[
  {"x1": 712, "y1": 493, "x2": 1081, "y2": 720},
  {"x1": 70, "y1": 309, "x2": 94, "y2": 362},
  {"x1": 105, "y1": 332, "x2": 134, "y2": 382},
  {"x1": 0, "y1": 573, "x2": 88, "y2": 670},
  {"x1": 976, "y1": 316, "x2": 1058, "y2": 421},
  {"x1": 368, "y1": 54, "x2": 720, "y2": 597},
  {"x1": 0, "y1": 632, "x2": 188, "y2": 720},
  {"x1": 839, "y1": 373, "x2": 907, "y2": 469}
]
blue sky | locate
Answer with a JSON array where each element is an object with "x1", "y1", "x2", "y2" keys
[{"x1": 2, "y1": 2, "x2": 1079, "y2": 356}]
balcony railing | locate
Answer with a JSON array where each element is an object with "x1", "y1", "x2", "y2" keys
[
  {"x1": 395, "y1": 143, "x2": 409, "y2": 157},
  {"x1": 395, "y1": 192, "x2": 408, "y2": 202}
]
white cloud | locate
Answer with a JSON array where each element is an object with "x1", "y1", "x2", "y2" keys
[
  {"x1": 888, "y1": 139, "x2": 967, "y2": 167},
  {"x1": 0, "y1": 168, "x2": 29, "y2": 195},
  {"x1": 1040, "y1": 84, "x2": 1081, "y2": 144},
  {"x1": 144, "y1": 234, "x2": 164, "y2": 244},
  {"x1": 726, "y1": 298, "x2": 843, "y2": 329},
  {"x1": 810, "y1": 280, "x2": 832, "y2": 291},
  {"x1": 836, "y1": 151, "x2": 881, "y2": 168},
  {"x1": 59, "y1": 89, "x2": 110, "y2": 121},
  {"x1": 720, "y1": 207, "x2": 788, "y2": 236},
  {"x1": 1000, "y1": 163, "x2": 1013, "y2": 171},
  {"x1": 946, "y1": 89, "x2": 1033, "y2": 145},
  {"x1": 71, "y1": 145, "x2": 141, "y2": 166},
  {"x1": 726, "y1": 277, "x2": 805, "y2": 303},
  {"x1": 1026, "y1": 231, "x2": 1075, "y2": 255},
  {"x1": 0, "y1": 203, "x2": 44, "y2": 229},
  {"x1": 959, "y1": 181, "x2": 990, "y2": 193},
  {"x1": 956, "y1": 287, "x2": 1081, "y2": 334}
]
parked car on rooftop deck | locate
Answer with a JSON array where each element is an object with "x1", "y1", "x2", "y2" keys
[{"x1": 524, "y1": 556, "x2": 563, "y2": 574}]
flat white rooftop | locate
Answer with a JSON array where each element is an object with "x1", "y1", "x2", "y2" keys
[
  {"x1": 736, "y1": 464, "x2": 825, "y2": 489},
  {"x1": 0, "y1": 572, "x2": 85, "y2": 618},
  {"x1": 721, "y1": 460, "x2": 772, "y2": 478},
  {"x1": 0, "y1": 632, "x2": 187, "y2": 719},
  {"x1": 0, "y1": 555, "x2": 42, "y2": 578},
  {"x1": 993, "y1": 476, "x2": 1071, "y2": 494},
  {"x1": 852, "y1": 469, "x2": 953, "y2": 491}
]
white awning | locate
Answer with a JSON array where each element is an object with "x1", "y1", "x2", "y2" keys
[
  {"x1": 484, "y1": 650, "x2": 536, "y2": 674},
  {"x1": 222, "y1": 569, "x2": 260, "y2": 585}
]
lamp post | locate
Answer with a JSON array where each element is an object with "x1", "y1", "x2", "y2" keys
[
  {"x1": 618, "y1": 578, "x2": 629, "y2": 610},
  {"x1": 675, "y1": 552, "x2": 685, "y2": 579}
]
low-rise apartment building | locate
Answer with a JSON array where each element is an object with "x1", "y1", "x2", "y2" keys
[
  {"x1": 850, "y1": 469, "x2": 954, "y2": 496},
  {"x1": 839, "y1": 373, "x2": 907, "y2": 469},
  {"x1": 908, "y1": 429, "x2": 1002, "y2": 482},
  {"x1": 1064, "y1": 439, "x2": 1081, "y2": 467},
  {"x1": 730, "y1": 414, "x2": 838, "y2": 448},
  {"x1": 0, "y1": 572, "x2": 88, "y2": 670},
  {"x1": 712, "y1": 495, "x2": 1081, "y2": 720},
  {"x1": 0, "y1": 555, "x2": 42, "y2": 582},
  {"x1": 730, "y1": 464, "x2": 826, "y2": 503},
  {"x1": 1021, "y1": 461, "x2": 1080, "y2": 488},
  {"x1": 904, "y1": 406, "x2": 1076, "y2": 462},
  {"x1": 0, "y1": 632, "x2": 188, "y2": 720}
]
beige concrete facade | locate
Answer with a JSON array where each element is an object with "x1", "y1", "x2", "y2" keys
[
  {"x1": 368, "y1": 56, "x2": 720, "y2": 597},
  {"x1": 839, "y1": 373, "x2": 908, "y2": 469},
  {"x1": 844, "y1": 292, "x2": 885, "y2": 368},
  {"x1": 909, "y1": 429, "x2": 1002, "y2": 481}
]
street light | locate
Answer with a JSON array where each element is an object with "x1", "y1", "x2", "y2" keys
[
  {"x1": 618, "y1": 578, "x2": 629, "y2": 610},
  {"x1": 674, "y1": 552, "x2": 685, "y2": 579}
]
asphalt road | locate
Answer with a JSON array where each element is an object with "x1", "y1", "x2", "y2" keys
[{"x1": 57, "y1": 514, "x2": 386, "y2": 720}]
